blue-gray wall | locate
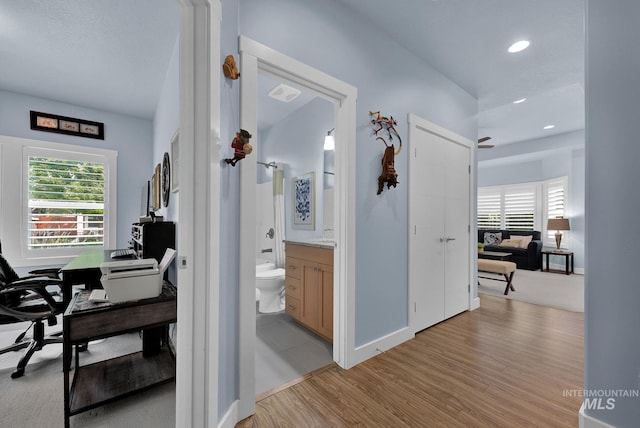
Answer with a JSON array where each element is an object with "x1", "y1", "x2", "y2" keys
[
  {"x1": 238, "y1": 0, "x2": 477, "y2": 349},
  {"x1": 258, "y1": 98, "x2": 334, "y2": 241},
  {"x1": 585, "y1": 1, "x2": 640, "y2": 425},
  {"x1": 151, "y1": 37, "x2": 180, "y2": 285},
  {"x1": 478, "y1": 130, "x2": 585, "y2": 269},
  {"x1": 214, "y1": 0, "x2": 478, "y2": 415},
  {"x1": 0, "y1": 89, "x2": 153, "y2": 250}
]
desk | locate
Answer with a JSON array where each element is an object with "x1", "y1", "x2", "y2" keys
[
  {"x1": 63, "y1": 282, "x2": 176, "y2": 428},
  {"x1": 61, "y1": 249, "x2": 136, "y2": 305},
  {"x1": 542, "y1": 249, "x2": 574, "y2": 275}
]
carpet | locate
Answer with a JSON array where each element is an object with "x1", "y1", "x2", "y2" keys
[
  {"x1": 478, "y1": 268, "x2": 584, "y2": 312},
  {"x1": 0, "y1": 329, "x2": 175, "y2": 428}
]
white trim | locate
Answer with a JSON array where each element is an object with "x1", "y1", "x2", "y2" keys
[
  {"x1": 175, "y1": 0, "x2": 221, "y2": 426},
  {"x1": 238, "y1": 36, "x2": 357, "y2": 421},
  {"x1": 218, "y1": 400, "x2": 239, "y2": 428},
  {"x1": 0, "y1": 135, "x2": 117, "y2": 267},
  {"x1": 407, "y1": 113, "x2": 475, "y2": 332},
  {"x1": 353, "y1": 327, "x2": 414, "y2": 364},
  {"x1": 470, "y1": 297, "x2": 481, "y2": 310},
  {"x1": 579, "y1": 403, "x2": 616, "y2": 428}
]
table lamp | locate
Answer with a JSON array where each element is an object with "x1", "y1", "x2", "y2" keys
[{"x1": 547, "y1": 217, "x2": 570, "y2": 249}]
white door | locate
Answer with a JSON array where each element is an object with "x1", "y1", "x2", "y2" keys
[{"x1": 409, "y1": 115, "x2": 472, "y2": 332}]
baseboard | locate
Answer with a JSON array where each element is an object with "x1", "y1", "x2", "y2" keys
[
  {"x1": 352, "y1": 326, "x2": 414, "y2": 367},
  {"x1": 470, "y1": 297, "x2": 480, "y2": 310},
  {"x1": 579, "y1": 403, "x2": 615, "y2": 428},
  {"x1": 218, "y1": 399, "x2": 239, "y2": 428}
]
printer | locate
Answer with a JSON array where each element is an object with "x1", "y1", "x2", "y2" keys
[{"x1": 100, "y1": 249, "x2": 176, "y2": 303}]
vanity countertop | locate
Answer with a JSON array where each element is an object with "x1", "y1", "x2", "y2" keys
[{"x1": 284, "y1": 239, "x2": 336, "y2": 249}]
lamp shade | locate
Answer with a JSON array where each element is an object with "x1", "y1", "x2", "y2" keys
[
  {"x1": 323, "y1": 135, "x2": 335, "y2": 151},
  {"x1": 547, "y1": 217, "x2": 570, "y2": 231}
]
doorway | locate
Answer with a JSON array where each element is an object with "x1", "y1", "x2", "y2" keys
[
  {"x1": 253, "y1": 74, "x2": 335, "y2": 397},
  {"x1": 237, "y1": 36, "x2": 357, "y2": 418}
]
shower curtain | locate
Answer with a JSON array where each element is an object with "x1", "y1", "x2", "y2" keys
[{"x1": 273, "y1": 164, "x2": 286, "y2": 268}]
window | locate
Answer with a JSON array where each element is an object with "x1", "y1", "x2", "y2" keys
[
  {"x1": 543, "y1": 178, "x2": 568, "y2": 243},
  {"x1": 0, "y1": 135, "x2": 117, "y2": 266},
  {"x1": 478, "y1": 177, "x2": 568, "y2": 246},
  {"x1": 27, "y1": 156, "x2": 105, "y2": 250}
]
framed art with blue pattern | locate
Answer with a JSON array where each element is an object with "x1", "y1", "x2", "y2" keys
[{"x1": 292, "y1": 172, "x2": 315, "y2": 230}]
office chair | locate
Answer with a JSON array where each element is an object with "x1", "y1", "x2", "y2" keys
[{"x1": 0, "y1": 252, "x2": 65, "y2": 379}]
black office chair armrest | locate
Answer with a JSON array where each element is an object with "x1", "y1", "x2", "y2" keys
[
  {"x1": 1, "y1": 278, "x2": 64, "y2": 311},
  {"x1": 27, "y1": 267, "x2": 61, "y2": 279}
]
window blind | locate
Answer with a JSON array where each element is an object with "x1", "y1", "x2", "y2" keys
[
  {"x1": 504, "y1": 187, "x2": 535, "y2": 230},
  {"x1": 28, "y1": 156, "x2": 105, "y2": 250},
  {"x1": 477, "y1": 190, "x2": 501, "y2": 229}
]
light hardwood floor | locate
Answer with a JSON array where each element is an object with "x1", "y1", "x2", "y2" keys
[{"x1": 237, "y1": 294, "x2": 584, "y2": 427}]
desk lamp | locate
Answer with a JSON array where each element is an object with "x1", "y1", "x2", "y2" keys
[{"x1": 547, "y1": 217, "x2": 570, "y2": 249}]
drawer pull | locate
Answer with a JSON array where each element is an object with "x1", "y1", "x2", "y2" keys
[
  {"x1": 288, "y1": 265, "x2": 296, "y2": 270},
  {"x1": 287, "y1": 304, "x2": 295, "y2": 310}
]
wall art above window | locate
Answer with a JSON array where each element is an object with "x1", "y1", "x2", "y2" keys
[{"x1": 30, "y1": 111, "x2": 105, "y2": 140}]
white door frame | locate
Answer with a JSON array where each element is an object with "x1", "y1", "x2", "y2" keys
[
  {"x1": 407, "y1": 113, "x2": 476, "y2": 333},
  {"x1": 238, "y1": 36, "x2": 357, "y2": 419},
  {"x1": 175, "y1": 0, "x2": 221, "y2": 426}
]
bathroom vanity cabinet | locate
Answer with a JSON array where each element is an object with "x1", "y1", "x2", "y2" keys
[{"x1": 284, "y1": 242, "x2": 333, "y2": 342}]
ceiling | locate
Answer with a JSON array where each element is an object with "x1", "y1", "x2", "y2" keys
[
  {"x1": 0, "y1": 0, "x2": 178, "y2": 120},
  {"x1": 0, "y1": 0, "x2": 584, "y2": 146}
]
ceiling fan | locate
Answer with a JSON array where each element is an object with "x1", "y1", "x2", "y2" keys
[{"x1": 478, "y1": 136, "x2": 494, "y2": 149}]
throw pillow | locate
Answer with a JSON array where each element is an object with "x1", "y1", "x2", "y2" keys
[
  {"x1": 498, "y1": 238, "x2": 522, "y2": 247},
  {"x1": 483, "y1": 232, "x2": 502, "y2": 245},
  {"x1": 518, "y1": 235, "x2": 533, "y2": 249}
]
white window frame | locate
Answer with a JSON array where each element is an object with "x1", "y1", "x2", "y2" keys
[
  {"x1": 0, "y1": 135, "x2": 117, "y2": 267},
  {"x1": 478, "y1": 176, "x2": 568, "y2": 247}
]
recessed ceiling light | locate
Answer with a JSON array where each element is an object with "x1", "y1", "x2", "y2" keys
[
  {"x1": 543, "y1": 125, "x2": 555, "y2": 130},
  {"x1": 267, "y1": 83, "x2": 301, "y2": 103},
  {"x1": 513, "y1": 98, "x2": 527, "y2": 104},
  {"x1": 508, "y1": 40, "x2": 530, "y2": 53}
]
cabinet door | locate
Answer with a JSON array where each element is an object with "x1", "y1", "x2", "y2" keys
[
  {"x1": 300, "y1": 263, "x2": 319, "y2": 329},
  {"x1": 318, "y1": 263, "x2": 333, "y2": 341}
]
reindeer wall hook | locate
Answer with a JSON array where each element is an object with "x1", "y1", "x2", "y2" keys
[{"x1": 369, "y1": 111, "x2": 401, "y2": 195}]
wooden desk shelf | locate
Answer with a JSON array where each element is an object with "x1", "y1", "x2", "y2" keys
[
  {"x1": 63, "y1": 282, "x2": 177, "y2": 427},
  {"x1": 69, "y1": 348, "x2": 174, "y2": 415}
]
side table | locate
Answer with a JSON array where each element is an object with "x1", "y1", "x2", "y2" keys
[{"x1": 542, "y1": 249, "x2": 574, "y2": 275}]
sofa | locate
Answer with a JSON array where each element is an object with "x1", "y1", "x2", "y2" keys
[{"x1": 478, "y1": 229, "x2": 543, "y2": 271}]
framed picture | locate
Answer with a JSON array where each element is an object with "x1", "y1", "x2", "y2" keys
[
  {"x1": 152, "y1": 163, "x2": 161, "y2": 210},
  {"x1": 292, "y1": 172, "x2": 315, "y2": 230},
  {"x1": 170, "y1": 130, "x2": 179, "y2": 192},
  {"x1": 30, "y1": 111, "x2": 104, "y2": 139}
]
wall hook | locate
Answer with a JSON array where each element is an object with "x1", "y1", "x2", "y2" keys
[{"x1": 224, "y1": 129, "x2": 253, "y2": 167}]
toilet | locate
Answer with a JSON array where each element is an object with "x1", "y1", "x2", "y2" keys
[{"x1": 255, "y1": 268, "x2": 285, "y2": 313}]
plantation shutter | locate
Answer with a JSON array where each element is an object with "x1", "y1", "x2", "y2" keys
[
  {"x1": 477, "y1": 189, "x2": 502, "y2": 229},
  {"x1": 28, "y1": 156, "x2": 105, "y2": 250},
  {"x1": 545, "y1": 179, "x2": 566, "y2": 241},
  {"x1": 503, "y1": 186, "x2": 535, "y2": 230}
]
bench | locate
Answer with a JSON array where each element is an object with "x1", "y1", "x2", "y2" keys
[{"x1": 478, "y1": 259, "x2": 517, "y2": 295}]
